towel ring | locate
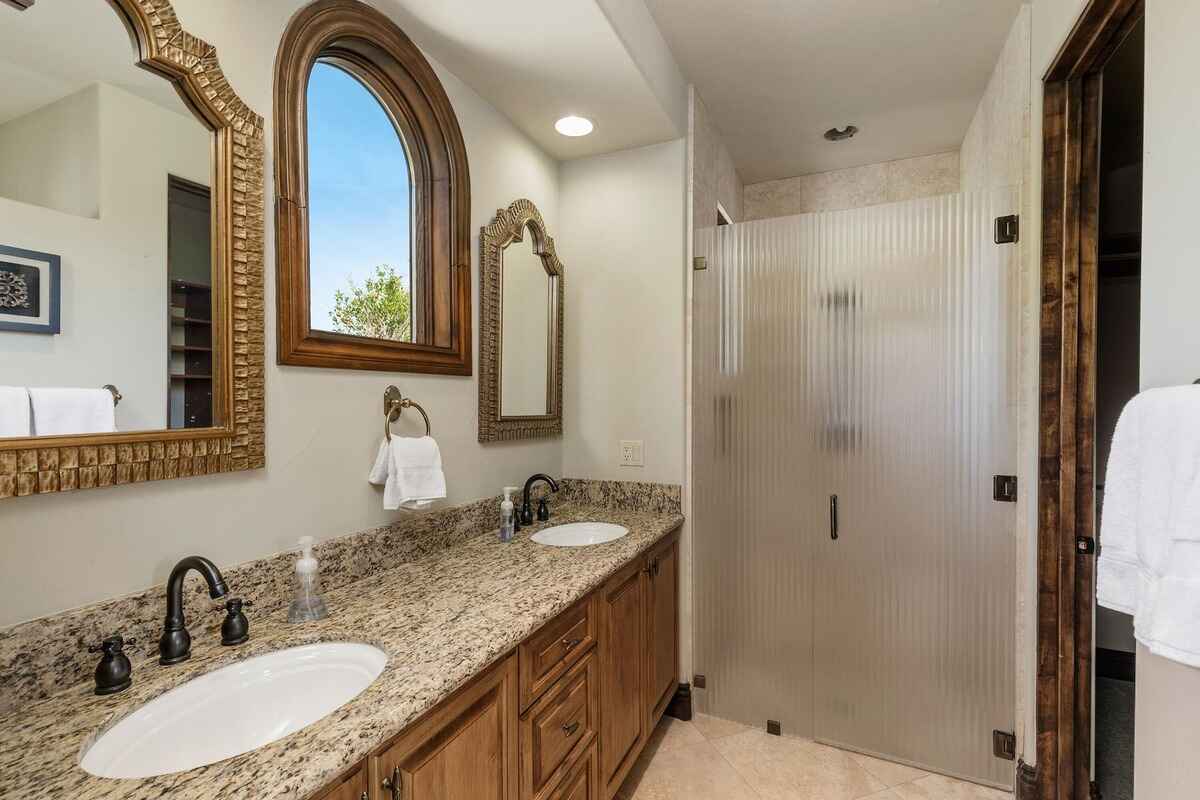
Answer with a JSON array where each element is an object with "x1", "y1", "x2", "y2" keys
[{"x1": 383, "y1": 385, "x2": 431, "y2": 440}]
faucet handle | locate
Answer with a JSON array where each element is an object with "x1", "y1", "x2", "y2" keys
[
  {"x1": 220, "y1": 598, "x2": 252, "y2": 647},
  {"x1": 88, "y1": 635, "x2": 134, "y2": 654},
  {"x1": 537, "y1": 497, "x2": 550, "y2": 521},
  {"x1": 89, "y1": 635, "x2": 134, "y2": 695}
]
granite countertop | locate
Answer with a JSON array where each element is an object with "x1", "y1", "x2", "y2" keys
[{"x1": 0, "y1": 503, "x2": 683, "y2": 800}]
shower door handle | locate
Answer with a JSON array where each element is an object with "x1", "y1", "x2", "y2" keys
[{"x1": 829, "y1": 494, "x2": 839, "y2": 540}]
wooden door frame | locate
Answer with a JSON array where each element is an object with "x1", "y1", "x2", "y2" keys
[{"x1": 1034, "y1": 1, "x2": 1143, "y2": 799}]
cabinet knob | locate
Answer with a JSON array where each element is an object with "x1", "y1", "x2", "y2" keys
[
  {"x1": 562, "y1": 720, "x2": 581, "y2": 737},
  {"x1": 561, "y1": 636, "x2": 582, "y2": 650},
  {"x1": 360, "y1": 793, "x2": 368, "y2": 800},
  {"x1": 381, "y1": 766, "x2": 401, "y2": 800}
]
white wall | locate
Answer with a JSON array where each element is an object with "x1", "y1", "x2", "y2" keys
[
  {"x1": 0, "y1": 85, "x2": 100, "y2": 219},
  {"x1": 559, "y1": 139, "x2": 686, "y2": 485},
  {"x1": 0, "y1": 0, "x2": 563, "y2": 627},
  {"x1": 0, "y1": 83, "x2": 211, "y2": 432}
]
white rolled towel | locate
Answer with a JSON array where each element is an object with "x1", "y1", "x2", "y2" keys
[{"x1": 28, "y1": 387, "x2": 116, "y2": 436}]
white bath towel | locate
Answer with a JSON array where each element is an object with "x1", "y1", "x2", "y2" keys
[
  {"x1": 368, "y1": 435, "x2": 446, "y2": 510},
  {"x1": 0, "y1": 386, "x2": 31, "y2": 438},
  {"x1": 1098, "y1": 384, "x2": 1200, "y2": 667},
  {"x1": 28, "y1": 387, "x2": 117, "y2": 436}
]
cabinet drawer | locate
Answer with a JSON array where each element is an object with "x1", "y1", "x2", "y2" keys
[
  {"x1": 520, "y1": 651, "x2": 598, "y2": 800},
  {"x1": 547, "y1": 743, "x2": 598, "y2": 800},
  {"x1": 519, "y1": 595, "x2": 594, "y2": 711}
]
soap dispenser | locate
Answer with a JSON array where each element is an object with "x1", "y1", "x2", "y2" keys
[
  {"x1": 499, "y1": 487, "x2": 520, "y2": 542},
  {"x1": 287, "y1": 536, "x2": 329, "y2": 623}
]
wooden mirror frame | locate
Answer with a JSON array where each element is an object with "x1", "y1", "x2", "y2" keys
[
  {"x1": 273, "y1": 0, "x2": 472, "y2": 375},
  {"x1": 478, "y1": 199, "x2": 564, "y2": 442},
  {"x1": 0, "y1": 0, "x2": 265, "y2": 502}
]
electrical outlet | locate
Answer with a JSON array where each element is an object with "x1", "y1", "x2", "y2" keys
[{"x1": 620, "y1": 440, "x2": 644, "y2": 467}]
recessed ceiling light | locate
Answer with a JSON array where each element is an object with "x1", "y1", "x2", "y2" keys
[
  {"x1": 824, "y1": 125, "x2": 858, "y2": 142},
  {"x1": 555, "y1": 116, "x2": 594, "y2": 137}
]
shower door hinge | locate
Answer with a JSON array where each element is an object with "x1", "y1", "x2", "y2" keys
[
  {"x1": 993, "y1": 475, "x2": 1018, "y2": 502},
  {"x1": 693, "y1": 256, "x2": 708, "y2": 271},
  {"x1": 994, "y1": 215, "x2": 1020, "y2": 244},
  {"x1": 993, "y1": 729, "x2": 1016, "y2": 760}
]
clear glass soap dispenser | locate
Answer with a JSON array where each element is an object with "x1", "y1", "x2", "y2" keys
[
  {"x1": 499, "y1": 486, "x2": 520, "y2": 542},
  {"x1": 287, "y1": 535, "x2": 329, "y2": 623}
]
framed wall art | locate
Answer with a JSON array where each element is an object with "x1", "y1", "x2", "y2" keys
[{"x1": 0, "y1": 243, "x2": 60, "y2": 335}]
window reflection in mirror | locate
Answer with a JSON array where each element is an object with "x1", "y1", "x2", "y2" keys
[
  {"x1": 306, "y1": 60, "x2": 414, "y2": 342},
  {"x1": 500, "y1": 225, "x2": 552, "y2": 417},
  {"x1": 0, "y1": 2, "x2": 214, "y2": 436}
]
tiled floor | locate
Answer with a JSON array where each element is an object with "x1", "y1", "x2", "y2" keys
[{"x1": 616, "y1": 714, "x2": 1013, "y2": 800}]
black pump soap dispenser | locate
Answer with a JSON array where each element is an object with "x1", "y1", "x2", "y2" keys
[{"x1": 89, "y1": 635, "x2": 134, "y2": 696}]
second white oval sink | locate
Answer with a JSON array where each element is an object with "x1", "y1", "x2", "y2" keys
[
  {"x1": 532, "y1": 522, "x2": 629, "y2": 547},
  {"x1": 80, "y1": 641, "x2": 387, "y2": 779}
]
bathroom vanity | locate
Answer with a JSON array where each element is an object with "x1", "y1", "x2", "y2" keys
[
  {"x1": 318, "y1": 527, "x2": 678, "y2": 800},
  {"x1": 0, "y1": 500, "x2": 681, "y2": 800}
]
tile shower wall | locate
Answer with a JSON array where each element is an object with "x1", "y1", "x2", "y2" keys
[
  {"x1": 691, "y1": 88, "x2": 744, "y2": 226},
  {"x1": 741, "y1": 151, "x2": 960, "y2": 220}
]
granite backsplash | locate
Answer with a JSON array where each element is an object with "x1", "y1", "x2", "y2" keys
[{"x1": 0, "y1": 478, "x2": 680, "y2": 715}]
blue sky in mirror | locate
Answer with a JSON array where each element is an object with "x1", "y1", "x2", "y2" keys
[{"x1": 307, "y1": 61, "x2": 412, "y2": 336}]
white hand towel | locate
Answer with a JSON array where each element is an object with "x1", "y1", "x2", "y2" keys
[
  {"x1": 1098, "y1": 384, "x2": 1200, "y2": 667},
  {"x1": 367, "y1": 435, "x2": 446, "y2": 510},
  {"x1": 28, "y1": 388, "x2": 116, "y2": 436},
  {"x1": 0, "y1": 386, "x2": 31, "y2": 438}
]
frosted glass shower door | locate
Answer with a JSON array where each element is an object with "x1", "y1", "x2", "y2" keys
[{"x1": 692, "y1": 189, "x2": 1017, "y2": 787}]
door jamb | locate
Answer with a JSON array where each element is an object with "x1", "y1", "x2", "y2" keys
[{"x1": 1033, "y1": 1, "x2": 1143, "y2": 799}]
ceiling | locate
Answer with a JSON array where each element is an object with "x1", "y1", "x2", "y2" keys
[
  {"x1": 646, "y1": 0, "x2": 1025, "y2": 183},
  {"x1": 376, "y1": 0, "x2": 681, "y2": 161},
  {"x1": 0, "y1": 1, "x2": 192, "y2": 125}
]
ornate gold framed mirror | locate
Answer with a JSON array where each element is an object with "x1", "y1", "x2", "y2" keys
[
  {"x1": 0, "y1": 0, "x2": 265, "y2": 500},
  {"x1": 478, "y1": 199, "x2": 563, "y2": 442}
]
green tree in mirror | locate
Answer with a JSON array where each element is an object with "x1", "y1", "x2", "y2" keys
[{"x1": 330, "y1": 264, "x2": 411, "y2": 341}]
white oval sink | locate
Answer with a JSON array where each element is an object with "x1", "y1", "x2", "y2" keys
[
  {"x1": 80, "y1": 642, "x2": 387, "y2": 779},
  {"x1": 532, "y1": 522, "x2": 629, "y2": 547}
]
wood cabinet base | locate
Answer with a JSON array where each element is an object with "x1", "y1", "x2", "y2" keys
[{"x1": 308, "y1": 527, "x2": 680, "y2": 800}]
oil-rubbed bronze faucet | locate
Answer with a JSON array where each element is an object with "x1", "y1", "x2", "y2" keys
[
  {"x1": 159, "y1": 556, "x2": 229, "y2": 665},
  {"x1": 521, "y1": 474, "x2": 560, "y2": 525}
]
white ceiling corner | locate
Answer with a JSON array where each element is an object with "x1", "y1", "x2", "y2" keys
[
  {"x1": 645, "y1": 0, "x2": 1025, "y2": 183},
  {"x1": 377, "y1": 0, "x2": 683, "y2": 161}
]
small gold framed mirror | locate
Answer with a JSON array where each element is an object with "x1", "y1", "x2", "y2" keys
[{"x1": 478, "y1": 199, "x2": 563, "y2": 442}]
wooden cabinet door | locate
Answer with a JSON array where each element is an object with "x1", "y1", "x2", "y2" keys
[
  {"x1": 372, "y1": 655, "x2": 518, "y2": 800},
  {"x1": 313, "y1": 763, "x2": 368, "y2": 800},
  {"x1": 596, "y1": 559, "x2": 646, "y2": 798},
  {"x1": 644, "y1": 534, "x2": 679, "y2": 726}
]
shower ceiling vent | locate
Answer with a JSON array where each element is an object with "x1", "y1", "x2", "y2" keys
[{"x1": 824, "y1": 125, "x2": 858, "y2": 142}]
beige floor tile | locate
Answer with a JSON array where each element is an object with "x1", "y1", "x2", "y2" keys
[
  {"x1": 642, "y1": 716, "x2": 707, "y2": 755},
  {"x1": 892, "y1": 774, "x2": 1012, "y2": 800},
  {"x1": 712, "y1": 728, "x2": 815, "y2": 769},
  {"x1": 848, "y1": 752, "x2": 930, "y2": 787},
  {"x1": 859, "y1": 791, "x2": 905, "y2": 800},
  {"x1": 726, "y1": 742, "x2": 887, "y2": 800},
  {"x1": 692, "y1": 712, "x2": 756, "y2": 742},
  {"x1": 617, "y1": 741, "x2": 761, "y2": 800}
]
